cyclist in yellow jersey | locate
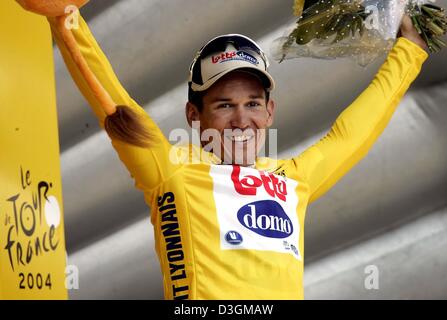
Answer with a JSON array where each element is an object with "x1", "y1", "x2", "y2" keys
[{"x1": 17, "y1": 1, "x2": 429, "y2": 299}]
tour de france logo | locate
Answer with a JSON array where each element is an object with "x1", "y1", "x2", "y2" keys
[{"x1": 1, "y1": 166, "x2": 62, "y2": 282}]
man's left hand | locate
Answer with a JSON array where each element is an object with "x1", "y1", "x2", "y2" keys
[{"x1": 399, "y1": 14, "x2": 429, "y2": 52}]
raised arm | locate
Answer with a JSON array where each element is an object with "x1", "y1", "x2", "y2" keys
[
  {"x1": 293, "y1": 36, "x2": 429, "y2": 204},
  {"x1": 17, "y1": 0, "x2": 180, "y2": 192},
  {"x1": 51, "y1": 12, "x2": 182, "y2": 191}
]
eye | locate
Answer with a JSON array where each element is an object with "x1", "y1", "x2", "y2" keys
[
  {"x1": 217, "y1": 103, "x2": 232, "y2": 109},
  {"x1": 247, "y1": 101, "x2": 261, "y2": 107}
]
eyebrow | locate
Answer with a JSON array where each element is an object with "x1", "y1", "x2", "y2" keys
[
  {"x1": 209, "y1": 94, "x2": 265, "y2": 103},
  {"x1": 249, "y1": 94, "x2": 265, "y2": 100},
  {"x1": 210, "y1": 97, "x2": 233, "y2": 103}
]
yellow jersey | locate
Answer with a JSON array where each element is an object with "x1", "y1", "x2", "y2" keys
[{"x1": 48, "y1": 15, "x2": 428, "y2": 300}]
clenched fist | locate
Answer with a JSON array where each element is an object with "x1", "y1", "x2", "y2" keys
[{"x1": 16, "y1": 0, "x2": 89, "y2": 17}]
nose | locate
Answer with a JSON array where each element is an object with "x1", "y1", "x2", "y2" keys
[{"x1": 230, "y1": 105, "x2": 251, "y2": 130}]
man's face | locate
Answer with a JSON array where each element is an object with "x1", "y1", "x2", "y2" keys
[{"x1": 186, "y1": 71, "x2": 275, "y2": 166}]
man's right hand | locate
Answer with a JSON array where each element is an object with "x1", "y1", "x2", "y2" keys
[{"x1": 16, "y1": 0, "x2": 89, "y2": 17}]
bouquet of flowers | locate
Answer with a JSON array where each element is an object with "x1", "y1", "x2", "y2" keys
[
  {"x1": 408, "y1": 1, "x2": 447, "y2": 52},
  {"x1": 273, "y1": 0, "x2": 447, "y2": 66}
]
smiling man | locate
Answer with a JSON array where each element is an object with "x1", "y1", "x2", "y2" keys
[
  {"x1": 185, "y1": 36, "x2": 276, "y2": 167},
  {"x1": 188, "y1": 70, "x2": 272, "y2": 166},
  {"x1": 17, "y1": 0, "x2": 429, "y2": 300}
]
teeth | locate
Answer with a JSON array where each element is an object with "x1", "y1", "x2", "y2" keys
[{"x1": 230, "y1": 135, "x2": 254, "y2": 142}]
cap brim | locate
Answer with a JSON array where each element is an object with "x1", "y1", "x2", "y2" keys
[{"x1": 191, "y1": 65, "x2": 275, "y2": 93}]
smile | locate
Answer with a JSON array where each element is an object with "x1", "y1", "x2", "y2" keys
[{"x1": 229, "y1": 135, "x2": 255, "y2": 143}]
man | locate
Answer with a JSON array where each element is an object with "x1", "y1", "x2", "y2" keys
[{"x1": 18, "y1": 1, "x2": 429, "y2": 299}]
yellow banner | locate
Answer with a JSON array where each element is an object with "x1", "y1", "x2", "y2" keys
[{"x1": 0, "y1": 1, "x2": 67, "y2": 300}]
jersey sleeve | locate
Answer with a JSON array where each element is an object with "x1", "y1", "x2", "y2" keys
[
  {"x1": 291, "y1": 37, "x2": 429, "y2": 204},
  {"x1": 48, "y1": 14, "x2": 180, "y2": 192}
]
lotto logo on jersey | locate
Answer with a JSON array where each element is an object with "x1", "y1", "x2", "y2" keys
[
  {"x1": 231, "y1": 165, "x2": 287, "y2": 201},
  {"x1": 237, "y1": 200, "x2": 292, "y2": 239}
]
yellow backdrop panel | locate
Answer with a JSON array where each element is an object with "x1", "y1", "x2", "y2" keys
[{"x1": 0, "y1": 0, "x2": 67, "y2": 300}]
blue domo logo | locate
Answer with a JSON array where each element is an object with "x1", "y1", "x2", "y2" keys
[
  {"x1": 237, "y1": 200, "x2": 293, "y2": 239},
  {"x1": 225, "y1": 231, "x2": 243, "y2": 245}
]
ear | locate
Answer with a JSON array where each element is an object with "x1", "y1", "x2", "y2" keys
[
  {"x1": 185, "y1": 102, "x2": 200, "y2": 128},
  {"x1": 266, "y1": 99, "x2": 275, "y2": 128}
]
